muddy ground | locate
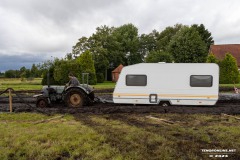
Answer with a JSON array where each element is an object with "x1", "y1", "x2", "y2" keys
[{"x1": 0, "y1": 90, "x2": 240, "y2": 114}]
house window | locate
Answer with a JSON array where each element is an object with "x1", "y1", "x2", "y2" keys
[
  {"x1": 126, "y1": 75, "x2": 147, "y2": 86},
  {"x1": 190, "y1": 75, "x2": 213, "y2": 87}
]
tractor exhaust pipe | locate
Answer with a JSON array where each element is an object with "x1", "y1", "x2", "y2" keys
[{"x1": 47, "y1": 70, "x2": 50, "y2": 88}]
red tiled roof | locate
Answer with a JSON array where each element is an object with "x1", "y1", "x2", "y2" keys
[
  {"x1": 112, "y1": 64, "x2": 124, "y2": 73},
  {"x1": 209, "y1": 44, "x2": 240, "y2": 67}
]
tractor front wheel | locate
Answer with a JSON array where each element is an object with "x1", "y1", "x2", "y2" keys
[{"x1": 36, "y1": 98, "x2": 48, "y2": 108}]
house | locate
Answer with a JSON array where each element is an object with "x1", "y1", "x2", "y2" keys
[
  {"x1": 209, "y1": 44, "x2": 240, "y2": 69},
  {"x1": 112, "y1": 64, "x2": 124, "y2": 82}
]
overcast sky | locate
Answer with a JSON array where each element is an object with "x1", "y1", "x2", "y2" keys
[{"x1": 0, "y1": 0, "x2": 240, "y2": 72}]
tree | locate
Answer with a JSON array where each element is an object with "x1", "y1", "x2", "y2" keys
[
  {"x1": 0, "y1": 72, "x2": 4, "y2": 77},
  {"x1": 4, "y1": 70, "x2": 18, "y2": 78},
  {"x1": 41, "y1": 59, "x2": 60, "y2": 85},
  {"x1": 69, "y1": 23, "x2": 214, "y2": 82},
  {"x1": 19, "y1": 66, "x2": 26, "y2": 76},
  {"x1": 25, "y1": 69, "x2": 31, "y2": 78},
  {"x1": 72, "y1": 36, "x2": 89, "y2": 57},
  {"x1": 111, "y1": 23, "x2": 141, "y2": 65},
  {"x1": 88, "y1": 25, "x2": 114, "y2": 50},
  {"x1": 168, "y1": 26, "x2": 208, "y2": 63},
  {"x1": 206, "y1": 53, "x2": 218, "y2": 63},
  {"x1": 88, "y1": 25, "x2": 113, "y2": 82},
  {"x1": 191, "y1": 24, "x2": 214, "y2": 50},
  {"x1": 138, "y1": 30, "x2": 158, "y2": 58},
  {"x1": 19, "y1": 66, "x2": 27, "y2": 80},
  {"x1": 76, "y1": 50, "x2": 97, "y2": 85},
  {"x1": 156, "y1": 24, "x2": 183, "y2": 51},
  {"x1": 42, "y1": 65, "x2": 59, "y2": 85},
  {"x1": 65, "y1": 53, "x2": 73, "y2": 60},
  {"x1": 145, "y1": 50, "x2": 173, "y2": 63},
  {"x1": 219, "y1": 53, "x2": 240, "y2": 84},
  {"x1": 30, "y1": 64, "x2": 39, "y2": 78},
  {"x1": 92, "y1": 48, "x2": 109, "y2": 83}
]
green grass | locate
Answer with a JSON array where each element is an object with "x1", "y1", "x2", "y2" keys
[
  {"x1": 0, "y1": 113, "x2": 239, "y2": 159},
  {"x1": 220, "y1": 83, "x2": 240, "y2": 87},
  {"x1": 0, "y1": 78, "x2": 42, "y2": 91},
  {"x1": 0, "y1": 78, "x2": 115, "y2": 91},
  {"x1": 0, "y1": 84, "x2": 43, "y2": 91},
  {"x1": 93, "y1": 81, "x2": 115, "y2": 89},
  {"x1": 0, "y1": 78, "x2": 42, "y2": 85}
]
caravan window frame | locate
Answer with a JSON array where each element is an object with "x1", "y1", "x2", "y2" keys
[
  {"x1": 190, "y1": 75, "x2": 213, "y2": 87},
  {"x1": 126, "y1": 75, "x2": 147, "y2": 86}
]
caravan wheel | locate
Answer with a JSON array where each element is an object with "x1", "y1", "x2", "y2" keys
[{"x1": 159, "y1": 101, "x2": 170, "y2": 107}]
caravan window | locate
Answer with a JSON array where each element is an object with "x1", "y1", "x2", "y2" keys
[
  {"x1": 126, "y1": 75, "x2": 147, "y2": 86},
  {"x1": 190, "y1": 75, "x2": 213, "y2": 87}
]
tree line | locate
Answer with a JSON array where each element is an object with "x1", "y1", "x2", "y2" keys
[
  {"x1": 46, "y1": 23, "x2": 215, "y2": 85},
  {"x1": 3, "y1": 64, "x2": 42, "y2": 79},
  {"x1": 2, "y1": 23, "x2": 239, "y2": 84}
]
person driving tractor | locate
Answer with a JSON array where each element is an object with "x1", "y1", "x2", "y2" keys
[{"x1": 66, "y1": 73, "x2": 80, "y2": 87}]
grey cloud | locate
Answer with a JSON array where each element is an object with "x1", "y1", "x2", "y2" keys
[
  {"x1": 0, "y1": 0, "x2": 240, "y2": 71},
  {"x1": 0, "y1": 53, "x2": 50, "y2": 71},
  {"x1": 0, "y1": 0, "x2": 123, "y2": 55},
  {"x1": 0, "y1": 0, "x2": 120, "y2": 26}
]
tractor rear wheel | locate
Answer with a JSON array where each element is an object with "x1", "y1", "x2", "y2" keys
[{"x1": 65, "y1": 88, "x2": 86, "y2": 107}]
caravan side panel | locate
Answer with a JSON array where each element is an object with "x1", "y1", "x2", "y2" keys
[{"x1": 113, "y1": 63, "x2": 219, "y2": 106}]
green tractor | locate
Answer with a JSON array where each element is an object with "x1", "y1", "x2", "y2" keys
[{"x1": 34, "y1": 73, "x2": 94, "y2": 107}]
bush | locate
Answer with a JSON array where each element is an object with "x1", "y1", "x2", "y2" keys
[
  {"x1": 219, "y1": 53, "x2": 240, "y2": 84},
  {"x1": 76, "y1": 51, "x2": 97, "y2": 85},
  {"x1": 53, "y1": 59, "x2": 82, "y2": 85}
]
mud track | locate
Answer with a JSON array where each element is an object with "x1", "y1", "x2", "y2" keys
[
  {"x1": 0, "y1": 90, "x2": 240, "y2": 114},
  {"x1": 0, "y1": 97, "x2": 240, "y2": 115}
]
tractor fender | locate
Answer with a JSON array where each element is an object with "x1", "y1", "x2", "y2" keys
[
  {"x1": 33, "y1": 93, "x2": 43, "y2": 98},
  {"x1": 64, "y1": 86, "x2": 91, "y2": 95}
]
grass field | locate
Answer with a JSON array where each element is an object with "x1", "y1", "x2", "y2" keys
[
  {"x1": 1, "y1": 78, "x2": 240, "y2": 92},
  {"x1": 0, "y1": 113, "x2": 239, "y2": 159},
  {"x1": 93, "y1": 81, "x2": 116, "y2": 89},
  {"x1": 0, "y1": 79, "x2": 239, "y2": 159},
  {"x1": 0, "y1": 78, "x2": 115, "y2": 91},
  {"x1": 0, "y1": 78, "x2": 42, "y2": 91}
]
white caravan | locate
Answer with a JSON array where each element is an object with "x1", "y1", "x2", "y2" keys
[{"x1": 113, "y1": 63, "x2": 219, "y2": 106}]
